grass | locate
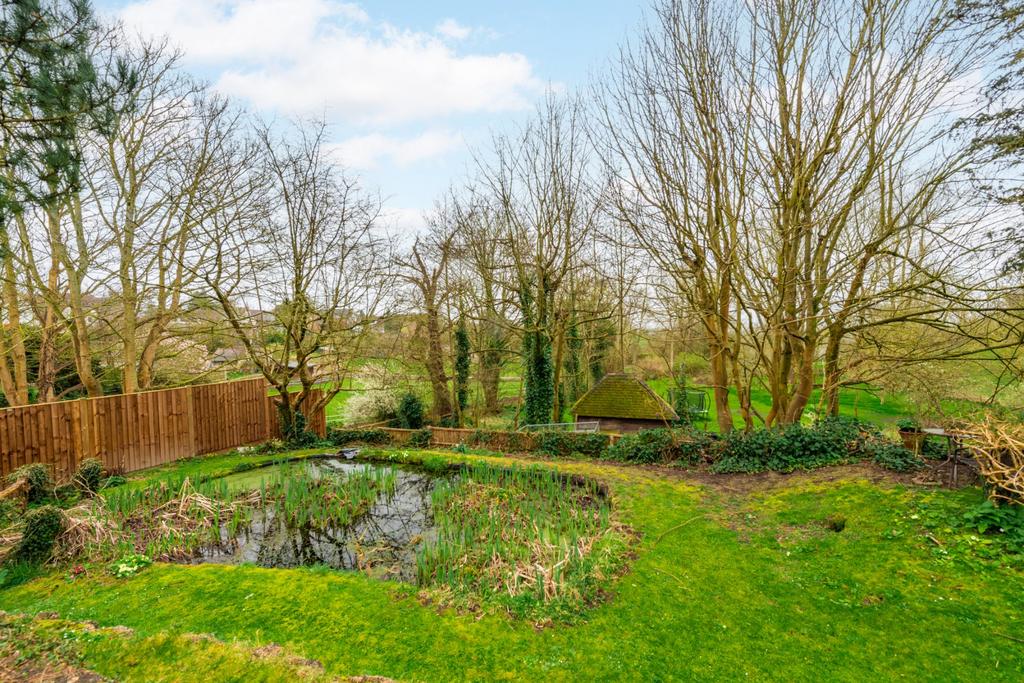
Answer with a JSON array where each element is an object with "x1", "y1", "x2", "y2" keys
[
  {"x1": 645, "y1": 378, "x2": 912, "y2": 432},
  {"x1": 0, "y1": 611, "x2": 338, "y2": 681},
  {"x1": 2, "y1": 448, "x2": 1022, "y2": 681}
]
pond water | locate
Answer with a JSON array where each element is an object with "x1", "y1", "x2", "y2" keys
[{"x1": 194, "y1": 457, "x2": 448, "y2": 582}]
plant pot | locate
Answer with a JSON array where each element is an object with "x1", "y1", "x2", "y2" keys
[{"x1": 899, "y1": 429, "x2": 925, "y2": 454}]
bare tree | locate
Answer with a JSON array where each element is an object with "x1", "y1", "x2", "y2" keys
[
  {"x1": 201, "y1": 120, "x2": 391, "y2": 437},
  {"x1": 599, "y1": 0, "x2": 995, "y2": 428},
  {"x1": 396, "y1": 204, "x2": 461, "y2": 420},
  {"x1": 478, "y1": 92, "x2": 599, "y2": 424}
]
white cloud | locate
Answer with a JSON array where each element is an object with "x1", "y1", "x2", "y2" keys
[
  {"x1": 436, "y1": 18, "x2": 471, "y2": 41},
  {"x1": 381, "y1": 206, "x2": 428, "y2": 236},
  {"x1": 118, "y1": 0, "x2": 542, "y2": 125},
  {"x1": 331, "y1": 130, "x2": 463, "y2": 169}
]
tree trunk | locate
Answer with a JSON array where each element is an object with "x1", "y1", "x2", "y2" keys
[
  {"x1": 0, "y1": 237, "x2": 29, "y2": 405},
  {"x1": 35, "y1": 262, "x2": 60, "y2": 403},
  {"x1": 424, "y1": 304, "x2": 452, "y2": 419}
]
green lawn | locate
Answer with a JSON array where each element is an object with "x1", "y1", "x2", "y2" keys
[
  {"x1": 2, "y1": 449, "x2": 1021, "y2": 681},
  {"x1": 645, "y1": 378, "x2": 913, "y2": 432}
]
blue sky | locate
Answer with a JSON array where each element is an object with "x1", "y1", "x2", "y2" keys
[{"x1": 94, "y1": 0, "x2": 648, "y2": 232}]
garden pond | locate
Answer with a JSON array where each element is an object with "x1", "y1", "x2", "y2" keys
[{"x1": 196, "y1": 457, "x2": 445, "y2": 581}]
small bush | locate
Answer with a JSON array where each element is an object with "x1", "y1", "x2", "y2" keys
[
  {"x1": 7, "y1": 463, "x2": 52, "y2": 504},
  {"x1": 110, "y1": 553, "x2": 153, "y2": 578},
  {"x1": 100, "y1": 475, "x2": 127, "y2": 490},
  {"x1": 74, "y1": 458, "x2": 104, "y2": 494},
  {"x1": 409, "y1": 428, "x2": 433, "y2": 448},
  {"x1": 254, "y1": 439, "x2": 287, "y2": 455},
  {"x1": 328, "y1": 428, "x2": 393, "y2": 446},
  {"x1": 14, "y1": 505, "x2": 64, "y2": 564},
  {"x1": 604, "y1": 428, "x2": 712, "y2": 465},
  {"x1": 342, "y1": 387, "x2": 400, "y2": 425},
  {"x1": 396, "y1": 392, "x2": 425, "y2": 429},
  {"x1": 868, "y1": 441, "x2": 922, "y2": 472}
]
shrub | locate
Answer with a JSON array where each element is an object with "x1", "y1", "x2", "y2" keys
[
  {"x1": 100, "y1": 475, "x2": 127, "y2": 490},
  {"x1": 7, "y1": 463, "x2": 52, "y2": 504},
  {"x1": 14, "y1": 505, "x2": 64, "y2": 564},
  {"x1": 328, "y1": 428, "x2": 393, "y2": 446},
  {"x1": 396, "y1": 392, "x2": 425, "y2": 429},
  {"x1": 604, "y1": 428, "x2": 712, "y2": 465},
  {"x1": 74, "y1": 458, "x2": 104, "y2": 494},
  {"x1": 409, "y1": 428, "x2": 433, "y2": 448},
  {"x1": 896, "y1": 417, "x2": 920, "y2": 431},
  {"x1": 110, "y1": 553, "x2": 153, "y2": 578},
  {"x1": 536, "y1": 432, "x2": 610, "y2": 458},
  {"x1": 342, "y1": 388, "x2": 400, "y2": 426},
  {"x1": 867, "y1": 441, "x2": 922, "y2": 472},
  {"x1": 712, "y1": 419, "x2": 866, "y2": 474},
  {"x1": 254, "y1": 439, "x2": 287, "y2": 454}
]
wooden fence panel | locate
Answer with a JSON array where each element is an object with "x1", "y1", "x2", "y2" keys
[
  {"x1": 193, "y1": 378, "x2": 272, "y2": 454},
  {"x1": 0, "y1": 378, "x2": 326, "y2": 481}
]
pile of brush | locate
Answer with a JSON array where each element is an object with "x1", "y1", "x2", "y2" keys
[{"x1": 968, "y1": 421, "x2": 1024, "y2": 506}]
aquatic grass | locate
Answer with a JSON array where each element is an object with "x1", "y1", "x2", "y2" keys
[
  {"x1": 416, "y1": 461, "x2": 632, "y2": 621},
  {"x1": 59, "y1": 464, "x2": 399, "y2": 563}
]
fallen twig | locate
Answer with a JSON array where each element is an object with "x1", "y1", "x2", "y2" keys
[{"x1": 655, "y1": 516, "x2": 704, "y2": 545}]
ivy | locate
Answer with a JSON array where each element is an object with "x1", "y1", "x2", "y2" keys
[
  {"x1": 453, "y1": 318, "x2": 471, "y2": 421},
  {"x1": 520, "y1": 286, "x2": 554, "y2": 426}
]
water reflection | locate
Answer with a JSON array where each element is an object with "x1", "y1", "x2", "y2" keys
[{"x1": 195, "y1": 459, "x2": 446, "y2": 582}]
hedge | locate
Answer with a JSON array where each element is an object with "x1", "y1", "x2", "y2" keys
[
  {"x1": 327, "y1": 428, "x2": 393, "y2": 447},
  {"x1": 603, "y1": 428, "x2": 713, "y2": 465},
  {"x1": 535, "y1": 432, "x2": 611, "y2": 458}
]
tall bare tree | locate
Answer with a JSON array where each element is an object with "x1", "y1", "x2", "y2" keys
[{"x1": 202, "y1": 120, "x2": 390, "y2": 437}]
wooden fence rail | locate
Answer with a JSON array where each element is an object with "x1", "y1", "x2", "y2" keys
[{"x1": 0, "y1": 378, "x2": 325, "y2": 482}]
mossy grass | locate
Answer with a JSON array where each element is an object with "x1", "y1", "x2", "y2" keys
[
  {"x1": 2, "y1": 448, "x2": 1023, "y2": 680},
  {"x1": 0, "y1": 611, "x2": 342, "y2": 681}
]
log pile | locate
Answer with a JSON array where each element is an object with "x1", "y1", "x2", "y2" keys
[{"x1": 967, "y1": 421, "x2": 1024, "y2": 506}]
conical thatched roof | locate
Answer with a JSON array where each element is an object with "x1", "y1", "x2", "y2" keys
[{"x1": 571, "y1": 373, "x2": 679, "y2": 422}]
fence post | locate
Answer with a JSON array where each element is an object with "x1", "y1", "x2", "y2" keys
[{"x1": 185, "y1": 387, "x2": 198, "y2": 457}]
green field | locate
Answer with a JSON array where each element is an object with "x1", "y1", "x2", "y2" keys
[
  {"x1": 1, "y1": 449, "x2": 1021, "y2": 681},
  {"x1": 644, "y1": 379, "x2": 913, "y2": 432}
]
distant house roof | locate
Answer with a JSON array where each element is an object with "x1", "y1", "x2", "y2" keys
[
  {"x1": 571, "y1": 373, "x2": 679, "y2": 422},
  {"x1": 210, "y1": 347, "x2": 246, "y2": 365}
]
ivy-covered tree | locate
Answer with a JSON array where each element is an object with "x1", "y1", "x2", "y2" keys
[
  {"x1": 520, "y1": 286, "x2": 553, "y2": 426},
  {"x1": 588, "y1": 320, "x2": 616, "y2": 384},
  {"x1": 562, "y1": 317, "x2": 585, "y2": 409},
  {"x1": 452, "y1": 317, "x2": 471, "y2": 425}
]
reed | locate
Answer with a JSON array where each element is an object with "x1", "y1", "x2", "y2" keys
[
  {"x1": 415, "y1": 462, "x2": 631, "y2": 620},
  {"x1": 60, "y1": 464, "x2": 398, "y2": 562}
]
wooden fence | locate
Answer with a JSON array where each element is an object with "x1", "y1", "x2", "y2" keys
[{"x1": 0, "y1": 378, "x2": 325, "y2": 481}]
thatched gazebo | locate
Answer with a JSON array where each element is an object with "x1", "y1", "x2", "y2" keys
[{"x1": 571, "y1": 373, "x2": 678, "y2": 433}]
